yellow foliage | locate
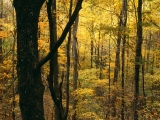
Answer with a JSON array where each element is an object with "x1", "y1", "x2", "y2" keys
[
  {"x1": 72, "y1": 88, "x2": 94, "y2": 100},
  {"x1": 0, "y1": 31, "x2": 7, "y2": 38}
]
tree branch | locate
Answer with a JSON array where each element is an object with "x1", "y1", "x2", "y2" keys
[{"x1": 36, "y1": 0, "x2": 83, "y2": 69}]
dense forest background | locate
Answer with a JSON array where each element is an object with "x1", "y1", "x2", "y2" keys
[{"x1": 0, "y1": 0, "x2": 160, "y2": 119}]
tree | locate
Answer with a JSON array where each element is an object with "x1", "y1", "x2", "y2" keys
[
  {"x1": 72, "y1": 13, "x2": 79, "y2": 120},
  {"x1": 46, "y1": 0, "x2": 59, "y2": 119},
  {"x1": 0, "y1": 0, "x2": 3, "y2": 62},
  {"x1": 134, "y1": 0, "x2": 143, "y2": 119},
  {"x1": 121, "y1": 0, "x2": 127, "y2": 119},
  {"x1": 65, "y1": 0, "x2": 73, "y2": 119},
  {"x1": 13, "y1": 0, "x2": 83, "y2": 119},
  {"x1": 13, "y1": 1, "x2": 46, "y2": 119}
]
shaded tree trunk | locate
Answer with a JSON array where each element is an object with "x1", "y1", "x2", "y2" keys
[
  {"x1": 46, "y1": 0, "x2": 59, "y2": 119},
  {"x1": 121, "y1": 0, "x2": 127, "y2": 119},
  {"x1": 0, "y1": 0, "x2": 3, "y2": 62},
  {"x1": 13, "y1": 0, "x2": 45, "y2": 119},
  {"x1": 72, "y1": 13, "x2": 79, "y2": 120},
  {"x1": 91, "y1": 36, "x2": 93, "y2": 68},
  {"x1": 11, "y1": 6, "x2": 16, "y2": 120},
  {"x1": 65, "y1": 0, "x2": 73, "y2": 119},
  {"x1": 134, "y1": 0, "x2": 143, "y2": 119},
  {"x1": 113, "y1": 23, "x2": 121, "y2": 83},
  {"x1": 14, "y1": 0, "x2": 83, "y2": 119}
]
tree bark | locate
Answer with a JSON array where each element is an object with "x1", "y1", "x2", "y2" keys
[
  {"x1": 113, "y1": 21, "x2": 122, "y2": 83},
  {"x1": 0, "y1": 0, "x2": 3, "y2": 62},
  {"x1": 121, "y1": 0, "x2": 127, "y2": 119},
  {"x1": 46, "y1": 0, "x2": 59, "y2": 119},
  {"x1": 13, "y1": 0, "x2": 45, "y2": 120},
  {"x1": 65, "y1": 0, "x2": 73, "y2": 119},
  {"x1": 72, "y1": 13, "x2": 79, "y2": 120},
  {"x1": 134, "y1": 0, "x2": 143, "y2": 119},
  {"x1": 14, "y1": 0, "x2": 83, "y2": 119}
]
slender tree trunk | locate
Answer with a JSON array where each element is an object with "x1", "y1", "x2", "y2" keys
[
  {"x1": 72, "y1": 13, "x2": 79, "y2": 120},
  {"x1": 90, "y1": 22, "x2": 94, "y2": 68},
  {"x1": 146, "y1": 33, "x2": 151, "y2": 74},
  {"x1": 142, "y1": 56, "x2": 145, "y2": 97},
  {"x1": 12, "y1": 7, "x2": 16, "y2": 120},
  {"x1": 47, "y1": 0, "x2": 59, "y2": 119},
  {"x1": 65, "y1": 0, "x2": 73, "y2": 119},
  {"x1": 134, "y1": 0, "x2": 142, "y2": 119},
  {"x1": 0, "y1": 0, "x2": 3, "y2": 62},
  {"x1": 91, "y1": 36, "x2": 93, "y2": 68},
  {"x1": 121, "y1": 0, "x2": 127, "y2": 119},
  {"x1": 99, "y1": 31, "x2": 102, "y2": 79},
  {"x1": 121, "y1": 35, "x2": 127, "y2": 120},
  {"x1": 113, "y1": 22, "x2": 122, "y2": 83},
  {"x1": 13, "y1": 0, "x2": 45, "y2": 119}
]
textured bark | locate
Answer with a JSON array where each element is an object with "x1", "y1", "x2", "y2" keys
[
  {"x1": 121, "y1": 0, "x2": 127, "y2": 119},
  {"x1": 134, "y1": 0, "x2": 142, "y2": 119},
  {"x1": 65, "y1": 0, "x2": 73, "y2": 119},
  {"x1": 90, "y1": 24, "x2": 94, "y2": 68},
  {"x1": 13, "y1": 0, "x2": 45, "y2": 120},
  {"x1": 0, "y1": 0, "x2": 3, "y2": 62},
  {"x1": 14, "y1": 0, "x2": 83, "y2": 119},
  {"x1": 72, "y1": 13, "x2": 79, "y2": 120},
  {"x1": 46, "y1": 0, "x2": 59, "y2": 119}
]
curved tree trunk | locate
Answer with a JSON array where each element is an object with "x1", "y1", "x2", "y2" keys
[{"x1": 13, "y1": 0, "x2": 45, "y2": 120}]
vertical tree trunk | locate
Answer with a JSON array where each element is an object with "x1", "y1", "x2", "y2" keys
[
  {"x1": 113, "y1": 23, "x2": 121, "y2": 83},
  {"x1": 47, "y1": 0, "x2": 65, "y2": 119},
  {"x1": 47, "y1": 0, "x2": 59, "y2": 119},
  {"x1": 11, "y1": 7, "x2": 16, "y2": 120},
  {"x1": 13, "y1": 0, "x2": 45, "y2": 120},
  {"x1": 121, "y1": 0, "x2": 127, "y2": 119},
  {"x1": 0, "y1": 0, "x2": 3, "y2": 62},
  {"x1": 90, "y1": 22, "x2": 94, "y2": 68},
  {"x1": 146, "y1": 33, "x2": 151, "y2": 74},
  {"x1": 65, "y1": 0, "x2": 73, "y2": 119},
  {"x1": 14, "y1": 0, "x2": 83, "y2": 119},
  {"x1": 72, "y1": 13, "x2": 79, "y2": 120},
  {"x1": 134, "y1": 0, "x2": 142, "y2": 119},
  {"x1": 99, "y1": 31, "x2": 102, "y2": 79},
  {"x1": 91, "y1": 36, "x2": 93, "y2": 68}
]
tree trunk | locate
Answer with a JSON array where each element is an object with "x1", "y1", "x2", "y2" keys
[
  {"x1": 13, "y1": 0, "x2": 45, "y2": 120},
  {"x1": 0, "y1": 0, "x2": 3, "y2": 62},
  {"x1": 14, "y1": 0, "x2": 83, "y2": 119},
  {"x1": 11, "y1": 7, "x2": 16, "y2": 120},
  {"x1": 72, "y1": 13, "x2": 79, "y2": 120},
  {"x1": 46, "y1": 0, "x2": 59, "y2": 119},
  {"x1": 134, "y1": 0, "x2": 142, "y2": 119},
  {"x1": 121, "y1": 0, "x2": 127, "y2": 119},
  {"x1": 65, "y1": 0, "x2": 73, "y2": 119},
  {"x1": 113, "y1": 23, "x2": 121, "y2": 83}
]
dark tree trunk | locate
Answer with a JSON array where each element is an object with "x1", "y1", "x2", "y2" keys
[
  {"x1": 113, "y1": 23, "x2": 121, "y2": 83},
  {"x1": 46, "y1": 0, "x2": 59, "y2": 119},
  {"x1": 14, "y1": 0, "x2": 83, "y2": 119},
  {"x1": 0, "y1": 0, "x2": 3, "y2": 62},
  {"x1": 134, "y1": 0, "x2": 142, "y2": 119},
  {"x1": 121, "y1": 0, "x2": 127, "y2": 119},
  {"x1": 91, "y1": 38, "x2": 93, "y2": 68},
  {"x1": 65, "y1": 0, "x2": 73, "y2": 119},
  {"x1": 13, "y1": 0, "x2": 45, "y2": 120},
  {"x1": 90, "y1": 22, "x2": 94, "y2": 68},
  {"x1": 72, "y1": 13, "x2": 79, "y2": 120}
]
